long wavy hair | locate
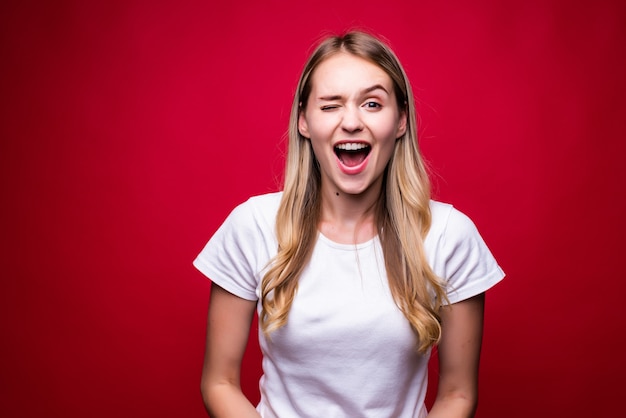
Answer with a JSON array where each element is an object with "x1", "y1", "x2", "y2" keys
[{"x1": 260, "y1": 31, "x2": 447, "y2": 353}]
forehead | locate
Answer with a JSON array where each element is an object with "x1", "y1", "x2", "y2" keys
[{"x1": 309, "y1": 52, "x2": 393, "y2": 94}]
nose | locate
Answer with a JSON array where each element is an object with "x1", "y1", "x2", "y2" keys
[{"x1": 341, "y1": 105, "x2": 364, "y2": 133}]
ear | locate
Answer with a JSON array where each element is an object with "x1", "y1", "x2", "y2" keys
[
  {"x1": 298, "y1": 109, "x2": 310, "y2": 138},
  {"x1": 396, "y1": 110, "x2": 407, "y2": 138}
]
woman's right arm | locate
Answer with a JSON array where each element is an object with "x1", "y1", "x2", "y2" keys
[{"x1": 201, "y1": 282, "x2": 261, "y2": 417}]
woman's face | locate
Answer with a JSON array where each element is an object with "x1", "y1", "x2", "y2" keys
[{"x1": 299, "y1": 52, "x2": 406, "y2": 198}]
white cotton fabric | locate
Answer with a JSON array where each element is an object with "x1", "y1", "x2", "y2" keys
[{"x1": 193, "y1": 192, "x2": 505, "y2": 418}]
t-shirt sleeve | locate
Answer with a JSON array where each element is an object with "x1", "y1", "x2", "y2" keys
[
  {"x1": 441, "y1": 208, "x2": 505, "y2": 304},
  {"x1": 193, "y1": 202, "x2": 261, "y2": 301}
]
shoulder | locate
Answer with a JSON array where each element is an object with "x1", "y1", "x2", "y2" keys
[
  {"x1": 229, "y1": 191, "x2": 283, "y2": 228},
  {"x1": 194, "y1": 192, "x2": 283, "y2": 299},
  {"x1": 240, "y1": 191, "x2": 283, "y2": 212},
  {"x1": 207, "y1": 191, "x2": 282, "y2": 248},
  {"x1": 427, "y1": 200, "x2": 505, "y2": 301},
  {"x1": 429, "y1": 200, "x2": 478, "y2": 242}
]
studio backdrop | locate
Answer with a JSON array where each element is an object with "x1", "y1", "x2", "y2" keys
[{"x1": 1, "y1": 0, "x2": 625, "y2": 417}]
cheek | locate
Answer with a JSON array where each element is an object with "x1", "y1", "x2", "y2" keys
[
  {"x1": 308, "y1": 137, "x2": 330, "y2": 161},
  {"x1": 306, "y1": 115, "x2": 334, "y2": 138},
  {"x1": 373, "y1": 119, "x2": 401, "y2": 159},
  {"x1": 373, "y1": 117, "x2": 402, "y2": 143},
  {"x1": 380, "y1": 139, "x2": 397, "y2": 162},
  {"x1": 300, "y1": 107, "x2": 330, "y2": 138}
]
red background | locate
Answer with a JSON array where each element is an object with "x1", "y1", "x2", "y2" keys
[{"x1": 1, "y1": 0, "x2": 625, "y2": 417}]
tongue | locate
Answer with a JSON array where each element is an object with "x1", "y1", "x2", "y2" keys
[{"x1": 338, "y1": 150, "x2": 367, "y2": 167}]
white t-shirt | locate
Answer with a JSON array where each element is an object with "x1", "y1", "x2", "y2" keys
[{"x1": 194, "y1": 192, "x2": 505, "y2": 418}]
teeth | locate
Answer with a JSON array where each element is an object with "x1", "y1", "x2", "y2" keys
[{"x1": 335, "y1": 143, "x2": 369, "y2": 151}]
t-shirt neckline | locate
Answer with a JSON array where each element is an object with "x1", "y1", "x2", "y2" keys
[{"x1": 316, "y1": 231, "x2": 378, "y2": 250}]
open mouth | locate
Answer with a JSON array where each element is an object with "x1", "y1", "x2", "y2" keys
[{"x1": 334, "y1": 143, "x2": 371, "y2": 167}]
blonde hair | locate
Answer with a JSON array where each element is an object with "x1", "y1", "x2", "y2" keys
[{"x1": 260, "y1": 31, "x2": 447, "y2": 353}]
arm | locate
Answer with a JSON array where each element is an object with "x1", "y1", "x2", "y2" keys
[
  {"x1": 201, "y1": 282, "x2": 261, "y2": 417},
  {"x1": 428, "y1": 293, "x2": 485, "y2": 418}
]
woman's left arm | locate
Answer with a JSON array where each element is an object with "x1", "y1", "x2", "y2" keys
[{"x1": 427, "y1": 292, "x2": 485, "y2": 418}]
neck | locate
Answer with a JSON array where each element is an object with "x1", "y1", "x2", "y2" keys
[{"x1": 318, "y1": 181, "x2": 382, "y2": 244}]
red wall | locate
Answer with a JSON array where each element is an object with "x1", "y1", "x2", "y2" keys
[{"x1": 1, "y1": 1, "x2": 625, "y2": 417}]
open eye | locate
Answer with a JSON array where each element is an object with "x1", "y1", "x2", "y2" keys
[{"x1": 363, "y1": 101, "x2": 382, "y2": 109}]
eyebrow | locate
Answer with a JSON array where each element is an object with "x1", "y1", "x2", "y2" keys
[
  {"x1": 317, "y1": 84, "x2": 389, "y2": 101},
  {"x1": 363, "y1": 84, "x2": 389, "y2": 95}
]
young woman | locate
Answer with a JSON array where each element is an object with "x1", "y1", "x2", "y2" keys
[{"x1": 194, "y1": 31, "x2": 504, "y2": 418}]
